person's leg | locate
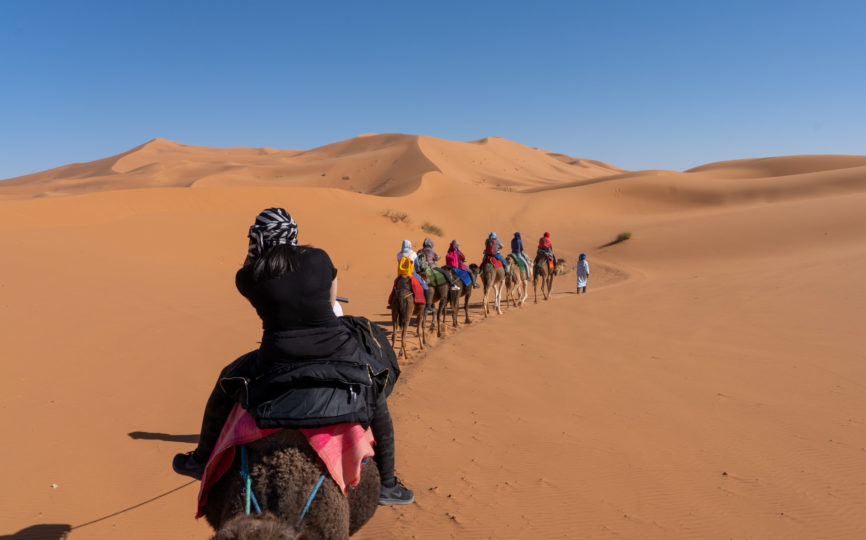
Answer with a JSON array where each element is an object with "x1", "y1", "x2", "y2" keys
[
  {"x1": 455, "y1": 268, "x2": 472, "y2": 286},
  {"x1": 173, "y1": 351, "x2": 258, "y2": 479},
  {"x1": 370, "y1": 393, "x2": 414, "y2": 504},
  {"x1": 520, "y1": 253, "x2": 532, "y2": 278},
  {"x1": 496, "y1": 253, "x2": 509, "y2": 271}
]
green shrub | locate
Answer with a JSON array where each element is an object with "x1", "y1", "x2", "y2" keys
[
  {"x1": 616, "y1": 232, "x2": 632, "y2": 242},
  {"x1": 421, "y1": 222, "x2": 443, "y2": 236},
  {"x1": 382, "y1": 209, "x2": 409, "y2": 223}
]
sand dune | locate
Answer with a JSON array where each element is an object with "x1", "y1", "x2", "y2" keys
[
  {"x1": 0, "y1": 134, "x2": 622, "y2": 199},
  {"x1": 685, "y1": 154, "x2": 866, "y2": 178},
  {"x1": 0, "y1": 140, "x2": 865, "y2": 539}
]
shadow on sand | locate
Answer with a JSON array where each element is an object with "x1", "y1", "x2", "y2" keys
[
  {"x1": 128, "y1": 431, "x2": 198, "y2": 443},
  {"x1": 0, "y1": 524, "x2": 71, "y2": 540}
]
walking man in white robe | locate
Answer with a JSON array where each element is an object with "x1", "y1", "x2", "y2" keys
[{"x1": 576, "y1": 253, "x2": 590, "y2": 293}]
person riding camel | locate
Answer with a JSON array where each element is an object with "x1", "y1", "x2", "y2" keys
[
  {"x1": 172, "y1": 207, "x2": 413, "y2": 505},
  {"x1": 511, "y1": 232, "x2": 533, "y2": 279},
  {"x1": 484, "y1": 232, "x2": 510, "y2": 272},
  {"x1": 395, "y1": 239, "x2": 435, "y2": 313},
  {"x1": 417, "y1": 237, "x2": 461, "y2": 292},
  {"x1": 445, "y1": 239, "x2": 480, "y2": 288},
  {"x1": 537, "y1": 231, "x2": 557, "y2": 269}
]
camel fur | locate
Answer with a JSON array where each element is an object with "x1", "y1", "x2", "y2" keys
[
  {"x1": 390, "y1": 275, "x2": 425, "y2": 358},
  {"x1": 204, "y1": 430, "x2": 380, "y2": 540},
  {"x1": 505, "y1": 253, "x2": 529, "y2": 307},
  {"x1": 480, "y1": 260, "x2": 507, "y2": 317}
]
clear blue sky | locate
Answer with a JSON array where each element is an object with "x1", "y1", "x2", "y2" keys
[{"x1": 1, "y1": 0, "x2": 864, "y2": 179}]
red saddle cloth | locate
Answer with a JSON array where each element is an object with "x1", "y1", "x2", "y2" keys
[
  {"x1": 483, "y1": 254, "x2": 503, "y2": 269},
  {"x1": 387, "y1": 276, "x2": 425, "y2": 305},
  {"x1": 196, "y1": 402, "x2": 375, "y2": 518}
]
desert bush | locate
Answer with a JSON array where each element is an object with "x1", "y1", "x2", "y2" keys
[
  {"x1": 382, "y1": 209, "x2": 410, "y2": 223},
  {"x1": 421, "y1": 222, "x2": 443, "y2": 236},
  {"x1": 615, "y1": 232, "x2": 631, "y2": 243}
]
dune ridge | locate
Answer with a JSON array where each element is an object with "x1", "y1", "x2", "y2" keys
[{"x1": 0, "y1": 134, "x2": 623, "y2": 199}]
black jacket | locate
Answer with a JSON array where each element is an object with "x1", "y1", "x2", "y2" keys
[{"x1": 226, "y1": 316, "x2": 398, "y2": 429}]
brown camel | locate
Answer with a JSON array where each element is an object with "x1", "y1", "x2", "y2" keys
[
  {"x1": 533, "y1": 254, "x2": 559, "y2": 303},
  {"x1": 442, "y1": 264, "x2": 478, "y2": 327},
  {"x1": 204, "y1": 430, "x2": 380, "y2": 540},
  {"x1": 480, "y1": 259, "x2": 507, "y2": 317},
  {"x1": 416, "y1": 267, "x2": 455, "y2": 338},
  {"x1": 390, "y1": 276, "x2": 425, "y2": 358},
  {"x1": 505, "y1": 253, "x2": 529, "y2": 307}
]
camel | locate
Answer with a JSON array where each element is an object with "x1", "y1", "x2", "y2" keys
[
  {"x1": 480, "y1": 258, "x2": 507, "y2": 317},
  {"x1": 390, "y1": 276, "x2": 425, "y2": 358},
  {"x1": 416, "y1": 266, "x2": 455, "y2": 338},
  {"x1": 203, "y1": 429, "x2": 380, "y2": 540},
  {"x1": 533, "y1": 254, "x2": 560, "y2": 303},
  {"x1": 441, "y1": 264, "x2": 478, "y2": 328},
  {"x1": 504, "y1": 253, "x2": 529, "y2": 307}
]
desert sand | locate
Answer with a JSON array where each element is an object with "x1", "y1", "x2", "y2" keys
[{"x1": 1, "y1": 135, "x2": 865, "y2": 539}]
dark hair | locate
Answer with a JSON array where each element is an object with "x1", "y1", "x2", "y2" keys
[{"x1": 251, "y1": 244, "x2": 311, "y2": 282}]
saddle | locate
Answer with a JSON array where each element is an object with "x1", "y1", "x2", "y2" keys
[
  {"x1": 508, "y1": 253, "x2": 526, "y2": 273},
  {"x1": 197, "y1": 403, "x2": 375, "y2": 517},
  {"x1": 482, "y1": 254, "x2": 502, "y2": 269}
]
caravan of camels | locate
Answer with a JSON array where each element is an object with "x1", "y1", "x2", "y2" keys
[{"x1": 388, "y1": 232, "x2": 570, "y2": 359}]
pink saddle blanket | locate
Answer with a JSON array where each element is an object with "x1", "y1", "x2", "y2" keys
[{"x1": 196, "y1": 402, "x2": 375, "y2": 518}]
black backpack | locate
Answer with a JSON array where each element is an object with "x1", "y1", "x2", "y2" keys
[{"x1": 339, "y1": 315, "x2": 401, "y2": 397}]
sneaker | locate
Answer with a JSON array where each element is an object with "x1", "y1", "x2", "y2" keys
[
  {"x1": 450, "y1": 284, "x2": 460, "y2": 291},
  {"x1": 379, "y1": 477, "x2": 414, "y2": 505},
  {"x1": 472, "y1": 283, "x2": 480, "y2": 289},
  {"x1": 172, "y1": 451, "x2": 205, "y2": 480},
  {"x1": 425, "y1": 306, "x2": 435, "y2": 313}
]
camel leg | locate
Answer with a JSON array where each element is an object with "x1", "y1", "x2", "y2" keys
[
  {"x1": 496, "y1": 282, "x2": 504, "y2": 315},
  {"x1": 400, "y1": 310, "x2": 408, "y2": 359},
  {"x1": 463, "y1": 294, "x2": 471, "y2": 324},
  {"x1": 533, "y1": 275, "x2": 538, "y2": 304},
  {"x1": 451, "y1": 292, "x2": 459, "y2": 327},
  {"x1": 391, "y1": 309, "x2": 397, "y2": 349},
  {"x1": 416, "y1": 306, "x2": 425, "y2": 350}
]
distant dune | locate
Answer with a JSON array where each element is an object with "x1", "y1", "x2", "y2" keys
[{"x1": 0, "y1": 134, "x2": 623, "y2": 199}]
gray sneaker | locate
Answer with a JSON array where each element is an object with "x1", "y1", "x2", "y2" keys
[{"x1": 379, "y1": 477, "x2": 414, "y2": 505}]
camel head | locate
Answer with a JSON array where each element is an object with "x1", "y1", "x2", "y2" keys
[
  {"x1": 555, "y1": 258, "x2": 568, "y2": 275},
  {"x1": 212, "y1": 512, "x2": 311, "y2": 540}
]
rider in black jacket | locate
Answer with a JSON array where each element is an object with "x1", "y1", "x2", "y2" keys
[{"x1": 172, "y1": 208, "x2": 413, "y2": 505}]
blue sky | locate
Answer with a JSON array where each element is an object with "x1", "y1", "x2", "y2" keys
[{"x1": 1, "y1": 0, "x2": 864, "y2": 179}]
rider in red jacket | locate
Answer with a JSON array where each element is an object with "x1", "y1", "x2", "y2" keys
[{"x1": 537, "y1": 232, "x2": 557, "y2": 268}]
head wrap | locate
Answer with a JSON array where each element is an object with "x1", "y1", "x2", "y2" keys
[
  {"x1": 423, "y1": 238, "x2": 434, "y2": 249},
  {"x1": 544, "y1": 232, "x2": 550, "y2": 238},
  {"x1": 401, "y1": 239, "x2": 413, "y2": 256},
  {"x1": 514, "y1": 232, "x2": 521, "y2": 239},
  {"x1": 489, "y1": 232, "x2": 497, "y2": 240},
  {"x1": 450, "y1": 240, "x2": 459, "y2": 250},
  {"x1": 579, "y1": 253, "x2": 586, "y2": 260},
  {"x1": 247, "y1": 208, "x2": 297, "y2": 259}
]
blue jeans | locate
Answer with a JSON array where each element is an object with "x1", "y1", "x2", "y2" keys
[{"x1": 495, "y1": 254, "x2": 508, "y2": 269}]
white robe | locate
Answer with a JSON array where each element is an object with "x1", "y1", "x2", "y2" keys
[{"x1": 577, "y1": 259, "x2": 590, "y2": 288}]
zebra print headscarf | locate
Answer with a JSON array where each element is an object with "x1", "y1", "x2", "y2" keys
[{"x1": 247, "y1": 207, "x2": 298, "y2": 259}]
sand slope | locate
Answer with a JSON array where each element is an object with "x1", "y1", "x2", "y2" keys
[
  {"x1": 0, "y1": 134, "x2": 622, "y2": 199},
  {"x1": 0, "y1": 144, "x2": 865, "y2": 539}
]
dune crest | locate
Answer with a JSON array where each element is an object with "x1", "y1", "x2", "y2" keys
[{"x1": 0, "y1": 134, "x2": 623, "y2": 199}]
